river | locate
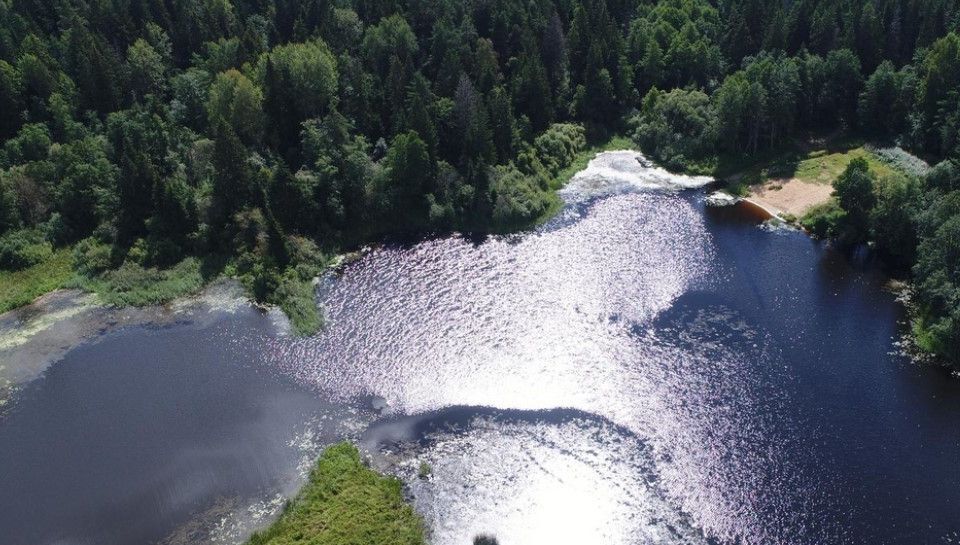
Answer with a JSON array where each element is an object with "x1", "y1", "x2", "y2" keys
[{"x1": 1, "y1": 151, "x2": 958, "y2": 545}]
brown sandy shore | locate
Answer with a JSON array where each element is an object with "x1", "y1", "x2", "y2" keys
[{"x1": 745, "y1": 178, "x2": 834, "y2": 218}]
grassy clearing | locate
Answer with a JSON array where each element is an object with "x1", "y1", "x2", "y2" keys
[
  {"x1": 71, "y1": 256, "x2": 223, "y2": 307},
  {"x1": 725, "y1": 140, "x2": 898, "y2": 187},
  {"x1": 710, "y1": 139, "x2": 910, "y2": 210},
  {"x1": 0, "y1": 248, "x2": 73, "y2": 314},
  {"x1": 247, "y1": 442, "x2": 425, "y2": 545},
  {"x1": 788, "y1": 146, "x2": 896, "y2": 183}
]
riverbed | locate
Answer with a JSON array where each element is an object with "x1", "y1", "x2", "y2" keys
[{"x1": 1, "y1": 151, "x2": 958, "y2": 545}]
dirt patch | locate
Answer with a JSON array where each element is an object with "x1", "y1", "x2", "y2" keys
[{"x1": 747, "y1": 178, "x2": 833, "y2": 217}]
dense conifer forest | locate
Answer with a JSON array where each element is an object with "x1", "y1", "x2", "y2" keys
[{"x1": 0, "y1": 0, "x2": 959, "y2": 363}]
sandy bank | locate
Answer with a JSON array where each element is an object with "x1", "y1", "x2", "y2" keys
[{"x1": 746, "y1": 178, "x2": 833, "y2": 218}]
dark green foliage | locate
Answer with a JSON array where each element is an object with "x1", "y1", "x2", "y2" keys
[
  {"x1": 260, "y1": 40, "x2": 338, "y2": 151},
  {"x1": 492, "y1": 123, "x2": 586, "y2": 229},
  {"x1": 859, "y1": 61, "x2": 915, "y2": 139},
  {"x1": 832, "y1": 157, "x2": 877, "y2": 243},
  {"x1": 381, "y1": 130, "x2": 433, "y2": 228},
  {"x1": 871, "y1": 174, "x2": 921, "y2": 268},
  {"x1": 913, "y1": 181, "x2": 960, "y2": 363},
  {"x1": 74, "y1": 257, "x2": 208, "y2": 307},
  {"x1": 2, "y1": 123, "x2": 50, "y2": 166},
  {"x1": 632, "y1": 88, "x2": 713, "y2": 170},
  {"x1": 0, "y1": 60, "x2": 23, "y2": 140},
  {"x1": 206, "y1": 69, "x2": 265, "y2": 146},
  {"x1": 915, "y1": 33, "x2": 960, "y2": 157}
]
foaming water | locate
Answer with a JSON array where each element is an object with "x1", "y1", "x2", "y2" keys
[
  {"x1": 2, "y1": 152, "x2": 960, "y2": 545},
  {"x1": 561, "y1": 150, "x2": 713, "y2": 201}
]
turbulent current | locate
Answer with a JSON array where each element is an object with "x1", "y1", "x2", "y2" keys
[{"x1": 1, "y1": 151, "x2": 959, "y2": 545}]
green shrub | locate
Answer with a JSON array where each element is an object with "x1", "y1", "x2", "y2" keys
[
  {"x1": 285, "y1": 235, "x2": 328, "y2": 280},
  {"x1": 801, "y1": 199, "x2": 846, "y2": 238},
  {"x1": 532, "y1": 123, "x2": 587, "y2": 176},
  {"x1": 72, "y1": 237, "x2": 114, "y2": 276},
  {"x1": 0, "y1": 229, "x2": 53, "y2": 270},
  {"x1": 491, "y1": 164, "x2": 557, "y2": 230}
]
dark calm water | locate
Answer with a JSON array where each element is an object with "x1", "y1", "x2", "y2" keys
[{"x1": 1, "y1": 152, "x2": 959, "y2": 545}]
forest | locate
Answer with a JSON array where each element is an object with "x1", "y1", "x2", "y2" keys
[{"x1": 0, "y1": 0, "x2": 958, "y2": 364}]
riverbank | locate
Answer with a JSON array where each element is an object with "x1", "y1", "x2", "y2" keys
[
  {"x1": 722, "y1": 142, "x2": 902, "y2": 220},
  {"x1": 0, "y1": 132, "x2": 627, "y2": 332},
  {"x1": 246, "y1": 442, "x2": 425, "y2": 545},
  {"x1": 0, "y1": 248, "x2": 73, "y2": 314},
  {"x1": 523, "y1": 135, "x2": 639, "y2": 229}
]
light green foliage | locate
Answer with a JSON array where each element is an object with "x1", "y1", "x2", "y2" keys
[
  {"x1": 0, "y1": 228, "x2": 52, "y2": 270},
  {"x1": 260, "y1": 40, "x2": 338, "y2": 114},
  {"x1": 2, "y1": 123, "x2": 51, "y2": 166},
  {"x1": 246, "y1": 442, "x2": 425, "y2": 545},
  {"x1": 532, "y1": 123, "x2": 587, "y2": 178},
  {"x1": 206, "y1": 69, "x2": 265, "y2": 145},
  {"x1": 0, "y1": 247, "x2": 72, "y2": 313},
  {"x1": 72, "y1": 257, "x2": 207, "y2": 307},
  {"x1": 492, "y1": 123, "x2": 590, "y2": 230},
  {"x1": 259, "y1": 39, "x2": 338, "y2": 145},
  {"x1": 126, "y1": 39, "x2": 166, "y2": 97},
  {"x1": 628, "y1": 0, "x2": 723, "y2": 89},
  {"x1": 274, "y1": 270, "x2": 322, "y2": 335},
  {"x1": 791, "y1": 147, "x2": 895, "y2": 184},
  {"x1": 727, "y1": 143, "x2": 897, "y2": 188},
  {"x1": 491, "y1": 163, "x2": 557, "y2": 230}
]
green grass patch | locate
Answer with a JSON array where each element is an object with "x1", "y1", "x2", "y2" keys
[
  {"x1": 247, "y1": 442, "x2": 425, "y2": 545},
  {"x1": 0, "y1": 247, "x2": 73, "y2": 313},
  {"x1": 720, "y1": 140, "x2": 901, "y2": 189},
  {"x1": 790, "y1": 146, "x2": 896, "y2": 184},
  {"x1": 71, "y1": 256, "x2": 217, "y2": 307}
]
